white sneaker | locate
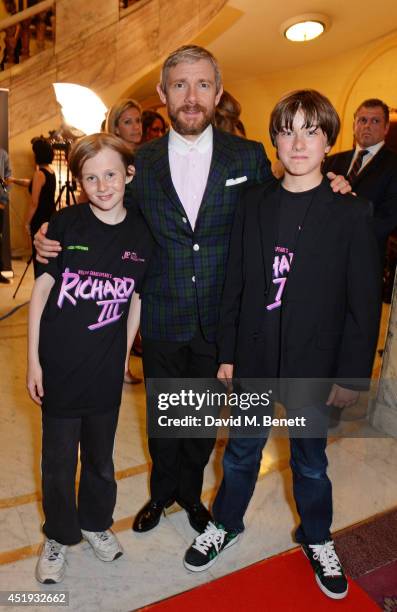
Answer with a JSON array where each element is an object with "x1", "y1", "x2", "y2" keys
[
  {"x1": 35, "y1": 539, "x2": 68, "y2": 584},
  {"x1": 81, "y1": 529, "x2": 123, "y2": 562}
]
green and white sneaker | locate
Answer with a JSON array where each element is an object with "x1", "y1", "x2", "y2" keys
[
  {"x1": 35, "y1": 539, "x2": 68, "y2": 584},
  {"x1": 302, "y1": 539, "x2": 348, "y2": 599},
  {"x1": 183, "y1": 521, "x2": 239, "y2": 572},
  {"x1": 81, "y1": 529, "x2": 123, "y2": 562}
]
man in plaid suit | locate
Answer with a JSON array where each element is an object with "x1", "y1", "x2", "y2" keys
[{"x1": 131, "y1": 45, "x2": 273, "y2": 533}]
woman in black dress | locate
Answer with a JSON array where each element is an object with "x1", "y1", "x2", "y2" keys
[{"x1": 26, "y1": 139, "x2": 56, "y2": 277}]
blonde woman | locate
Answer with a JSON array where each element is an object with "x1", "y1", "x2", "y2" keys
[{"x1": 105, "y1": 99, "x2": 142, "y2": 152}]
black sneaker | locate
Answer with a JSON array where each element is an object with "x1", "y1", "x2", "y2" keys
[
  {"x1": 183, "y1": 521, "x2": 239, "y2": 572},
  {"x1": 0, "y1": 273, "x2": 10, "y2": 284},
  {"x1": 302, "y1": 540, "x2": 348, "y2": 599}
]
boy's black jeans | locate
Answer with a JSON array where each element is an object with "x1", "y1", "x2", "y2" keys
[{"x1": 41, "y1": 408, "x2": 119, "y2": 545}]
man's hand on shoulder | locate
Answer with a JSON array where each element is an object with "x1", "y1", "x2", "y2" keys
[
  {"x1": 326, "y1": 172, "x2": 352, "y2": 194},
  {"x1": 34, "y1": 222, "x2": 62, "y2": 264}
]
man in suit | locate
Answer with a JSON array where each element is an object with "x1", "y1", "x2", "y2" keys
[
  {"x1": 34, "y1": 47, "x2": 351, "y2": 536},
  {"x1": 183, "y1": 90, "x2": 381, "y2": 600},
  {"x1": 130, "y1": 49, "x2": 350, "y2": 534},
  {"x1": 323, "y1": 98, "x2": 397, "y2": 258},
  {"x1": 131, "y1": 45, "x2": 272, "y2": 533}
]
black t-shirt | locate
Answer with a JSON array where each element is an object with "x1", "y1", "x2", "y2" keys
[
  {"x1": 36, "y1": 203, "x2": 153, "y2": 417},
  {"x1": 262, "y1": 184, "x2": 320, "y2": 376}
]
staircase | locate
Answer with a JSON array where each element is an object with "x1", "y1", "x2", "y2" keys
[{"x1": 0, "y1": 0, "x2": 227, "y2": 252}]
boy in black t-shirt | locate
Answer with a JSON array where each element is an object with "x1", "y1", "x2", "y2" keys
[
  {"x1": 183, "y1": 91, "x2": 381, "y2": 600},
  {"x1": 27, "y1": 133, "x2": 152, "y2": 584}
]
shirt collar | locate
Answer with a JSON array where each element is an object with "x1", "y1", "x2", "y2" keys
[
  {"x1": 355, "y1": 141, "x2": 385, "y2": 157},
  {"x1": 168, "y1": 124, "x2": 213, "y2": 155}
]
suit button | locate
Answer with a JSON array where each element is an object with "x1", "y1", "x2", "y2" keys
[
  {"x1": 182, "y1": 217, "x2": 187, "y2": 223},
  {"x1": 193, "y1": 244, "x2": 200, "y2": 251},
  {"x1": 192, "y1": 276, "x2": 196, "y2": 283}
]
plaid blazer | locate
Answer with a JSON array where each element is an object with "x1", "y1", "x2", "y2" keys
[{"x1": 129, "y1": 127, "x2": 271, "y2": 342}]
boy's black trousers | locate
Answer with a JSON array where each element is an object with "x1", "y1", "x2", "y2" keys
[{"x1": 41, "y1": 408, "x2": 119, "y2": 545}]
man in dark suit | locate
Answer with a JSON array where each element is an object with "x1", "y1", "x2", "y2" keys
[
  {"x1": 131, "y1": 45, "x2": 272, "y2": 533},
  {"x1": 130, "y1": 50, "x2": 350, "y2": 534},
  {"x1": 323, "y1": 98, "x2": 397, "y2": 258},
  {"x1": 183, "y1": 90, "x2": 381, "y2": 600}
]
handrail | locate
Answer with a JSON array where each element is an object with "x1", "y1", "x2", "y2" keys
[{"x1": 0, "y1": 0, "x2": 55, "y2": 30}]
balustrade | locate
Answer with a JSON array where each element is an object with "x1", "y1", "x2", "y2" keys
[
  {"x1": 119, "y1": 0, "x2": 146, "y2": 12},
  {"x1": 0, "y1": 0, "x2": 54, "y2": 70}
]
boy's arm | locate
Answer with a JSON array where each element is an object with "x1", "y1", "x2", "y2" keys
[
  {"x1": 34, "y1": 222, "x2": 62, "y2": 263},
  {"x1": 335, "y1": 209, "x2": 382, "y2": 386},
  {"x1": 125, "y1": 292, "x2": 141, "y2": 374},
  {"x1": 27, "y1": 273, "x2": 55, "y2": 404}
]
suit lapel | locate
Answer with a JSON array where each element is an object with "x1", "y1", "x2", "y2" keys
[
  {"x1": 197, "y1": 129, "x2": 234, "y2": 217},
  {"x1": 342, "y1": 150, "x2": 355, "y2": 176},
  {"x1": 353, "y1": 145, "x2": 386, "y2": 188},
  {"x1": 150, "y1": 134, "x2": 187, "y2": 218}
]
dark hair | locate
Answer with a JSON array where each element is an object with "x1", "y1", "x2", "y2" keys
[
  {"x1": 68, "y1": 133, "x2": 134, "y2": 180},
  {"x1": 235, "y1": 119, "x2": 246, "y2": 137},
  {"x1": 215, "y1": 90, "x2": 246, "y2": 137},
  {"x1": 354, "y1": 98, "x2": 389, "y2": 123},
  {"x1": 141, "y1": 110, "x2": 167, "y2": 141},
  {"x1": 269, "y1": 89, "x2": 340, "y2": 147},
  {"x1": 32, "y1": 138, "x2": 54, "y2": 164}
]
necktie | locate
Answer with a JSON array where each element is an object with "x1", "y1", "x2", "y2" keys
[{"x1": 347, "y1": 149, "x2": 369, "y2": 183}]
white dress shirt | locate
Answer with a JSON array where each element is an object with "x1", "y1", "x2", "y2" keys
[
  {"x1": 347, "y1": 140, "x2": 385, "y2": 176},
  {"x1": 168, "y1": 124, "x2": 213, "y2": 230}
]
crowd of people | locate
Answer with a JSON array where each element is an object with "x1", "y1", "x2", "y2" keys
[{"x1": 2, "y1": 42, "x2": 396, "y2": 602}]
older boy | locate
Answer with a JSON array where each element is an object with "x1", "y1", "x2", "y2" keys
[{"x1": 183, "y1": 90, "x2": 381, "y2": 601}]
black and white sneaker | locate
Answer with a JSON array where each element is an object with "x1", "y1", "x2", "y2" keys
[
  {"x1": 302, "y1": 540, "x2": 348, "y2": 599},
  {"x1": 0, "y1": 273, "x2": 10, "y2": 284},
  {"x1": 183, "y1": 521, "x2": 239, "y2": 572}
]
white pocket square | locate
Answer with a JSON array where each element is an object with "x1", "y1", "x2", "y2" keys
[{"x1": 225, "y1": 176, "x2": 248, "y2": 186}]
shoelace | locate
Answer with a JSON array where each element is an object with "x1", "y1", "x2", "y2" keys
[
  {"x1": 309, "y1": 541, "x2": 342, "y2": 577},
  {"x1": 192, "y1": 522, "x2": 226, "y2": 555},
  {"x1": 45, "y1": 540, "x2": 65, "y2": 561},
  {"x1": 92, "y1": 531, "x2": 111, "y2": 542}
]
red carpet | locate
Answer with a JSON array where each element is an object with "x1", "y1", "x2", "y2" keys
[{"x1": 139, "y1": 548, "x2": 379, "y2": 612}]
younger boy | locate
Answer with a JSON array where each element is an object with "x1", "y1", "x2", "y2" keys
[
  {"x1": 28, "y1": 133, "x2": 152, "y2": 583},
  {"x1": 183, "y1": 90, "x2": 381, "y2": 600}
]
